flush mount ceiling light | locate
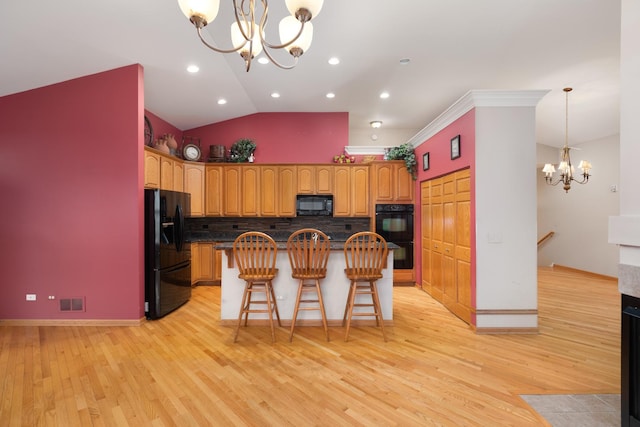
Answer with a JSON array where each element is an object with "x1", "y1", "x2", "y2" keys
[
  {"x1": 370, "y1": 121, "x2": 382, "y2": 128},
  {"x1": 178, "y1": 0, "x2": 324, "y2": 72},
  {"x1": 542, "y1": 87, "x2": 592, "y2": 193}
]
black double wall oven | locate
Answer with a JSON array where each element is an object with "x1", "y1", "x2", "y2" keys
[{"x1": 375, "y1": 204, "x2": 414, "y2": 270}]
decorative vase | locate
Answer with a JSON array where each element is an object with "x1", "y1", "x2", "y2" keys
[
  {"x1": 166, "y1": 134, "x2": 178, "y2": 153},
  {"x1": 154, "y1": 137, "x2": 170, "y2": 154}
]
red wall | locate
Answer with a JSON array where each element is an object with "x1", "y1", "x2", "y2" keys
[
  {"x1": 0, "y1": 65, "x2": 144, "y2": 320},
  {"x1": 184, "y1": 112, "x2": 348, "y2": 163},
  {"x1": 413, "y1": 109, "x2": 477, "y2": 323},
  {"x1": 145, "y1": 110, "x2": 183, "y2": 146}
]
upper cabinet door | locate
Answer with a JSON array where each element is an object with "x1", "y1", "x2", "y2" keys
[
  {"x1": 297, "y1": 165, "x2": 314, "y2": 194},
  {"x1": 352, "y1": 165, "x2": 370, "y2": 216},
  {"x1": 277, "y1": 166, "x2": 297, "y2": 217},
  {"x1": 205, "y1": 165, "x2": 223, "y2": 216},
  {"x1": 144, "y1": 148, "x2": 160, "y2": 188},
  {"x1": 223, "y1": 166, "x2": 241, "y2": 216},
  {"x1": 241, "y1": 166, "x2": 260, "y2": 216},
  {"x1": 260, "y1": 165, "x2": 278, "y2": 217},
  {"x1": 184, "y1": 163, "x2": 205, "y2": 216}
]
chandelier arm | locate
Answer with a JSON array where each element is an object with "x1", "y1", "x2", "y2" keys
[
  {"x1": 196, "y1": 27, "x2": 246, "y2": 54},
  {"x1": 573, "y1": 175, "x2": 590, "y2": 185},
  {"x1": 262, "y1": 46, "x2": 299, "y2": 70},
  {"x1": 545, "y1": 177, "x2": 564, "y2": 186},
  {"x1": 233, "y1": 0, "x2": 255, "y2": 43}
]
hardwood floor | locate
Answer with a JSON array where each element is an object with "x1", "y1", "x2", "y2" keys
[{"x1": 0, "y1": 266, "x2": 620, "y2": 426}]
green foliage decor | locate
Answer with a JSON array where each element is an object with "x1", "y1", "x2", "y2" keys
[
  {"x1": 386, "y1": 143, "x2": 417, "y2": 179},
  {"x1": 229, "y1": 138, "x2": 256, "y2": 162}
]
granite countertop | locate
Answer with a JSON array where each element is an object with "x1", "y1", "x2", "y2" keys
[
  {"x1": 213, "y1": 240, "x2": 398, "y2": 251},
  {"x1": 187, "y1": 231, "x2": 355, "y2": 243}
]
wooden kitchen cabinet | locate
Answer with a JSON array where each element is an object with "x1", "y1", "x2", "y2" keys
[
  {"x1": 223, "y1": 166, "x2": 241, "y2": 216},
  {"x1": 184, "y1": 162, "x2": 205, "y2": 216},
  {"x1": 352, "y1": 165, "x2": 370, "y2": 216},
  {"x1": 421, "y1": 169, "x2": 471, "y2": 324},
  {"x1": 160, "y1": 156, "x2": 174, "y2": 190},
  {"x1": 205, "y1": 165, "x2": 223, "y2": 216},
  {"x1": 296, "y1": 165, "x2": 314, "y2": 194},
  {"x1": 260, "y1": 165, "x2": 278, "y2": 216},
  {"x1": 259, "y1": 165, "x2": 296, "y2": 217},
  {"x1": 144, "y1": 146, "x2": 183, "y2": 191},
  {"x1": 333, "y1": 165, "x2": 370, "y2": 217},
  {"x1": 316, "y1": 165, "x2": 333, "y2": 194},
  {"x1": 372, "y1": 161, "x2": 414, "y2": 203},
  {"x1": 296, "y1": 165, "x2": 333, "y2": 195},
  {"x1": 277, "y1": 165, "x2": 297, "y2": 216},
  {"x1": 241, "y1": 166, "x2": 260, "y2": 216},
  {"x1": 333, "y1": 166, "x2": 351, "y2": 216},
  {"x1": 173, "y1": 160, "x2": 184, "y2": 192},
  {"x1": 144, "y1": 148, "x2": 160, "y2": 188},
  {"x1": 191, "y1": 242, "x2": 222, "y2": 284}
]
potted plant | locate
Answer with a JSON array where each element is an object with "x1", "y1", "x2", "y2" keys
[
  {"x1": 229, "y1": 138, "x2": 256, "y2": 162},
  {"x1": 386, "y1": 143, "x2": 417, "y2": 179}
]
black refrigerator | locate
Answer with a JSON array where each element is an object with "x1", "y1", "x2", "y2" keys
[{"x1": 144, "y1": 189, "x2": 191, "y2": 319}]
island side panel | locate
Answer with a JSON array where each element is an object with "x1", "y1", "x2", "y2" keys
[{"x1": 220, "y1": 250, "x2": 393, "y2": 323}]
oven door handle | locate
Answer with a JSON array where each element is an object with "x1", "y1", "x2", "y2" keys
[{"x1": 623, "y1": 305, "x2": 640, "y2": 319}]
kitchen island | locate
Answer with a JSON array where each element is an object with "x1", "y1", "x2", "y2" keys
[{"x1": 216, "y1": 241, "x2": 394, "y2": 325}]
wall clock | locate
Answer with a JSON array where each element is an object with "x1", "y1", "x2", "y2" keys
[{"x1": 183, "y1": 144, "x2": 201, "y2": 161}]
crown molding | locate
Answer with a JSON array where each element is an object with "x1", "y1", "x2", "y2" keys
[
  {"x1": 406, "y1": 90, "x2": 550, "y2": 148},
  {"x1": 344, "y1": 146, "x2": 388, "y2": 155}
]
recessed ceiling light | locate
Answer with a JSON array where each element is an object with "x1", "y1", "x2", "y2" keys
[
  {"x1": 370, "y1": 121, "x2": 382, "y2": 128},
  {"x1": 328, "y1": 57, "x2": 340, "y2": 65},
  {"x1": 217, "y1": 98, "x2": 227, "y2": 105},
  {"x1": 399, "y1": 58, "x2": 411, "y2": 65},
  {"x1": 380, "y1": 92, "x2": 390, "y2": 99},
  {"x1": 326, "y1": 92, "x2": 335, "y2": 99},
  {"x1": 187, "y1": 64, "x2": 200, "y2": 73},
  {"x1": 271, "y1": 92, "x2": 280, "y2": 98},
  {"x1": 258, "y1": 57, "x2": 269, "y2": 65}
]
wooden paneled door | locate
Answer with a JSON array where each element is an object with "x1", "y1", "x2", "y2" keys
[{"x1": 421, "y1": 169, "x2": 472, "y2": 324}]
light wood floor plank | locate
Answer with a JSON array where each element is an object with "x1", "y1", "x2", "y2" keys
[{"x1": 0, "y1": 267, "x2": 620, "y2": 426}]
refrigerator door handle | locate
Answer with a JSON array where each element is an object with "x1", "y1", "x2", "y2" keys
[{"x1": 174, "y1": 204, "x2": 184, "y2": 252}]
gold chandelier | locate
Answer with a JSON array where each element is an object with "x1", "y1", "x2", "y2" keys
[
  {"x1": 178, "y1": 0, "x2": 324, "y2": 71},
  {"x1": 542, "y1": 87, "x2": 592, "y2": 193}
]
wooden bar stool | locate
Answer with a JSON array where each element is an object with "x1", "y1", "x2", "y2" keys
[
  {"x1": 343, "y1": 231, "x2": 389, "y2": 342},
  {"x1": 232, "y1": 231, "x2": 281, "y2": 343},
  {"x1": 286, "y1": 228, "x2": 331, "y2": 342}
]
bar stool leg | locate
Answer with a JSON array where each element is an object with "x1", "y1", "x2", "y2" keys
[
  {"x1": 234, "y1": 283, "x2": 250, "y2": 343},
  {"x1": 289, "y1": 279, "x2": 305, "y2": 342},
  {"x1": 265, "y1": 281, "x2": 276, "y2": 343},
  {"x1": 344, "y1": 281, "x2": 358, "y2": 342},
  {"x1": 269, "y1": 282, "x2": 282, "y2": 326},
  {"x1": 342, "y1": 282, "x2": 354, "y2": 327},
  {"x1": 371, "y1": 281, "x2": 387, "y2": 342},
  {"x1": 315, "y1": 279, "x2": 330, "y2": 342}
]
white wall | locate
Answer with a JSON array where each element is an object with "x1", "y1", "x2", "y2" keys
[
  {"x1": 537, "y1": 136, "x2": 620, "y2": 277},
  {"x1": 610, "y1": 0, "x2": 640, "y2": 297},
  {"x1": 474, "y1": 106, "x2": 539, "y2": 328}
]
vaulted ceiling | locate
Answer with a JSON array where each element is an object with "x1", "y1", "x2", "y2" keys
[{"x1": 0, "y1": 1, "x2": 621, "y2": 147}]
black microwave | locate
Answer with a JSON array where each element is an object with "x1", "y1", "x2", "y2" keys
[{"x1": 296, "y1": 195, "x2": 333, "y2": 216}]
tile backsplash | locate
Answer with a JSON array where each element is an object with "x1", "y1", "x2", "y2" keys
[{"x1": 186, "y1": 216, "x2": 371, "y2": 242}]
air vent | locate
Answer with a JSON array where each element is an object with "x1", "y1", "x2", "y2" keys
[{"x1": 59, "y1": 297, "x2": 85, "y2": 312}]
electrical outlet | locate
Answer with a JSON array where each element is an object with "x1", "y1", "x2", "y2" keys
[{"x1": 26, "y1": 294, "x2": 36, "y2": 301}]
